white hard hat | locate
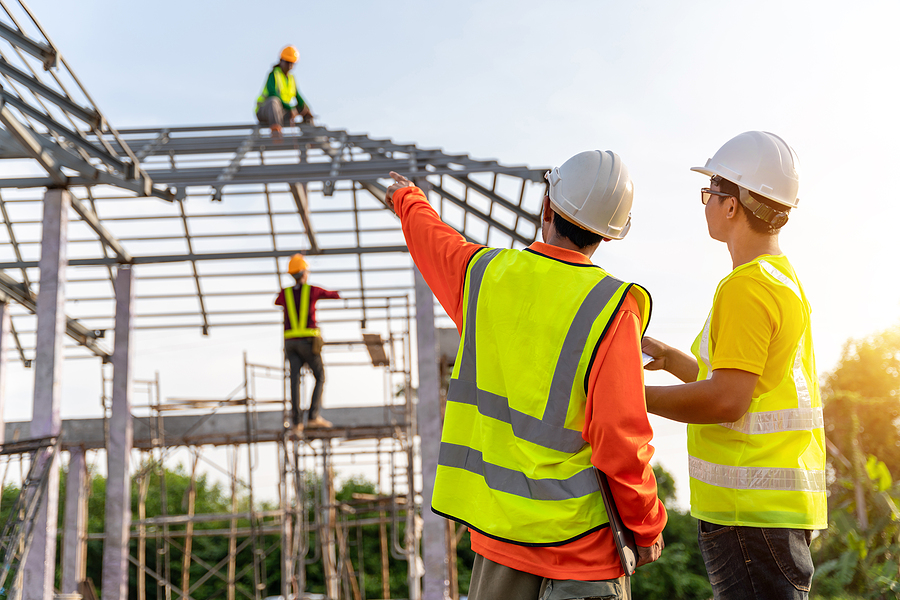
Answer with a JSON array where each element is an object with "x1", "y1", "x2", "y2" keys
[
  {"x1": 691, "y1": 131, "x2": 800, "y2": 208},
  {"x1": 546, "y1": 150, "x2": 633, "y2": 240}
]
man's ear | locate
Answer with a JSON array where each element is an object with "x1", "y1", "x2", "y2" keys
[
  {"x1": 542, "y1": 196, "x2": 554, "y2": 223},
  {"x1": 725, "y1": 196, "x2": 738, "y2": 219}
]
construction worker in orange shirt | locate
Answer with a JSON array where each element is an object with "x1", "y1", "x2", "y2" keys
[
  {"x1": 642, "y1": 132, "x2": 825, "y2": 599},
  {"x1": 275, "y1": 253, "x2": 340, "y2": 432},
  {"x1": 383, "y1": 150, "x2": 666, "y2": 600},
  {"x1": 256, "y1": 45, "x2": 314, "y2": 141}
]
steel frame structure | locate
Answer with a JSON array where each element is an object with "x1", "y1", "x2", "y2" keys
[
  {"x1": 0, "y1": 2, "x2": 548, "y2": 599},
  {"x1": 0, "y1": 121, "x2": 545, "y2": 362}
]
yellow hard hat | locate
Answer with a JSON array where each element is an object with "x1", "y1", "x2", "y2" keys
[
  {"x1": 280, "y1": 45, "x2": 299, "y2": 63},
  {"x1": 288, "y1": 253, "x2": 308, "y2": 274}
]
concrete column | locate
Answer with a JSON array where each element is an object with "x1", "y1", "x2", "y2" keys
[
  {"x1": 102, "y1": 266, "x2": 135, "y2": 600},
  {"x1": 61, "y1": 447, "x2": 88, "y2": 593},
  {"x1": 414, "y1": 266, "x2": 448, "y2": 600},
  {"x1": 24, "y1": 187, "x2": 69, "y2": 600},
  {"x1": 0, "y1": 300, "x2": 9, "y2": 445}
]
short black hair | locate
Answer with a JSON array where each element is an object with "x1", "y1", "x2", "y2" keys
[
  {"x1": 715, "y1": 177, "x2": 790, "y2": 234},
  {"x1": 552, "y1": 210, "x2": 603, "y2": 249},
  {"x1": 544, "y1": 181, "x2": 604, "y2": 248}
]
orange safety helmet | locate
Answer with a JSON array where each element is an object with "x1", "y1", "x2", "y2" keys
[
  {"x1": 288, "y1": 253, "x2": 308, "y2": 274},
  {"x1": 280, "y1": 45, "x2": 299, "y2": 63}
]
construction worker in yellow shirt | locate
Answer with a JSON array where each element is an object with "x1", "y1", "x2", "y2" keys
[{"x1": 642, "y1": 131, "x2": 826, "y2": 599}]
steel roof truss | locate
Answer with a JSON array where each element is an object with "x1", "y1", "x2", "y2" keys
[{"x1": 0, "y1": 19, "x2": 57, "y2": 69}]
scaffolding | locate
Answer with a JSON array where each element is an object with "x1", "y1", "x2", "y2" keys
[{"x1": 93, "y1": 312, "x2": 417, "y2": 599}]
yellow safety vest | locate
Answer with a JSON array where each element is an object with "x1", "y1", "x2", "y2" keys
[
  {"x1": 256, "y1": 66, "x2": 297, "y2": 111},
  {"x1": 688, "y1": 257, "x2": 827, "y2": 529},
  {"x1": 283, "y1": 284, "x2": 320, "y2": 339},
  {"x1": 431, "y1": 247, "x2": 651, "y2": 546}
]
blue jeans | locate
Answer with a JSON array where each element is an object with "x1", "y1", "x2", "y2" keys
[{"x1": 698, "y1": 520, "x2": 814, "y2": 600}]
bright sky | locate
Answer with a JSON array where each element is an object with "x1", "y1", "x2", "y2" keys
[{"x1": 7, "y1": 0, "x2": 899, "y2": 507}]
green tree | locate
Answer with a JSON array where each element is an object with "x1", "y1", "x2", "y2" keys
[
  {"x1": 812, "y1": 324, "x2": 900, "y2": 598},
  {"x1": 823, "y1": 325, "x2": 900, "y2": 480},
  {"x1": 630, "y1": 464, "x2": 712, "y2": 600}
]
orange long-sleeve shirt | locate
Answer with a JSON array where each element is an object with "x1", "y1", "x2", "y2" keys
[{"x1": 394, "y1": 186, "x2": 666, "y2": 580}]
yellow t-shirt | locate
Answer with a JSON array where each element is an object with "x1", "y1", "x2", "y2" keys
[
  {"x1": 688, "y1": 253, "x2": 826, "y2": 529},
  {"x1": 705, "y1": 254, "x2": 806, "y2": 395}
]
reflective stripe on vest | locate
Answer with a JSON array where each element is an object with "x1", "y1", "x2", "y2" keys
[
  {"x1": 256, "y1": 67, "x2": 297, "y2": 110},
  {"x1": 283, "y1": 284, "x2": 320, "y2": 339},
  {"x1": 689, "y1": 456, "x2": 826, "y2": 492},
  {"x1": 688, "y1": 257, "x2": 826, "y2": 529},
  {"x1": 432, "y1": 247, "x2": 650, "y2": 545},
  {"x1": 446, "y1": 250, "x2": 629, "y2": 454},
  {"x1": 440, "y1": 443, "x2": 601, "y2": 501}
]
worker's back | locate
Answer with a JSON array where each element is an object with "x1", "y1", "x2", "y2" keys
[{"x1": 433, "y1": 246, "x2": 648, "y2": 545}]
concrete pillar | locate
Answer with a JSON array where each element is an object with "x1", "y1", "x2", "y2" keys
[
  {"x1": 61, "y1": 447, "x2": 88, "y2": 594},
  {"x1": 24, "y1": 187, "x2": 69, "y2": 600},
  {"x1": 414, "y1": 266, "x2": 448, "y2": 600},
  {"x1": 0, "y1": 300, "x2": 9, "y2": 445},
  {"x1": 102, "y1": 266, "x2": 135, "y2": 599}
]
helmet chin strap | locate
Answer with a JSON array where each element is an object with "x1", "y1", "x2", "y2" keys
[{"x1": 737, "y1": 187, "x2": 790, "y2": 229}]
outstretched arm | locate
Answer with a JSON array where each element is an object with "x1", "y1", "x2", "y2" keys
[{"x1": 383, "y1": 171, "x2": 482, "y2": 328}]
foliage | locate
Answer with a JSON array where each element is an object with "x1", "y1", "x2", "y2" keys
[
  {"x1": 630, "y1": 464, "x2": 712, "y2": 600},
  {"x1": 813, "y1": 323, "x2": 900, "y2": 599},
  {"x1": 811, "y1": 458, "x2": 900, "y2": 599},
  {"x1": 823, "y1": 326, "x2": 900, "y2": 481},
  {"x1": 1, "y1": 462, "x2": 417, "y2": 598}
]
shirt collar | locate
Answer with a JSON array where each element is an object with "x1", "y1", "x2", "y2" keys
[{"x1": 527, "y1": 241, "x2": 594, "y2": 266}]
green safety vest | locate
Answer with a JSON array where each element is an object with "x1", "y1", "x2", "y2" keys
[
  {"x1": 431, "y1": 247, "x2": 651, "y2": 546},
  {"x1": 256, "y1": 66, "x2": 297, "y2": 111},
  {"x1": 687, "y1": 257, "x2": 827, "y2": 529},
  {"x1": 283, "y1": 284, "x2": 320, "y2": 339}
]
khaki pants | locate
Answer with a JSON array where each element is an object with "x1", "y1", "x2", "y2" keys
[
  {"x1": 256, "y1": 96, "x2": 293, "y2": 128},
  {"x1": 468, "y1": 554, "x2": 630, "y2": 600}
]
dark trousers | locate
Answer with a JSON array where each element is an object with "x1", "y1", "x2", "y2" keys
[
  {"x1": 285, "y1": 337, "x2": 325, "y2": 425},
  {"x1": 698, "y1": 520, "x2": 814, "y2": 599},
  {"x1": 468, "y1": 554, "x2": 630, "y2": 600}
]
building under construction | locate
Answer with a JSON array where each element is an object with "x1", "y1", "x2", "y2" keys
[{"x1": 0, "y1": 2, "x2": 547, "y2": 598}]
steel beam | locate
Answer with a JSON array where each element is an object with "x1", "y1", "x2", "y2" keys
[
  {"x1": 0, "y1": 271, "x2": 110, "y2": 360},
  {"x1": 289, "y1": 182, "x2": 319, "y2": 252},
  {"x1": 102, "y1": 267, "x2": 134, "y2": 599},
  {"x1": 69, "y1": 195, "x2": 132, "y2": 263},
  {"x1": 0, "y1": 20, "x2": 58, "y2": 69},
  {"x1": 431, "y1": 182, "x2": 531, "y2": 246},
  {"x1": 24, "y1": 188, "x2": 68, "y2": 600},
  {"x1": 3, "y1": 406, "x2": 406, "y2": 450},
  {"x1": 0, "y1": 99, "x2": 65, "y2": 185},
  {"x1": 0, "y1": 245, "x2": 410, "y2": 270},
  {"x1": 212, "y1": 128, "x2": 258, "y2": 201},
  {"x1": 0, "y1": 56, "x2": 99, "y2": 126},
  {"x1": 0, "y1": 89, "x2": 124, "y2": 171},
  {"x1": 0, "y1": 302, "x2": 7, "y2": 445},
  {"x1": 414, "y1": 267, "x2": 449, "y2": 600},
  {"x1": 0, "y1": 95, "x2": 173, "y2": 202}
]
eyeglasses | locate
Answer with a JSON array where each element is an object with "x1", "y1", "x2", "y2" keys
[{"x1": 701, "y1": 189, "x2": 734, "y2": 205}]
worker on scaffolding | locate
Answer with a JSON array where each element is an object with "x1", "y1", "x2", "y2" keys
[
  {"x1": 642, "y1": 132, "x2": 825, "y2": 599},
  {"x1": 275, "y1": 253, "x2": 340, "y2": 432},
  {"x1": 383, "y1": 152, "x2": 666, "y2": 600},
  {"x1": 255, "y1": 45, "x2": 314, "y2": 141}
]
